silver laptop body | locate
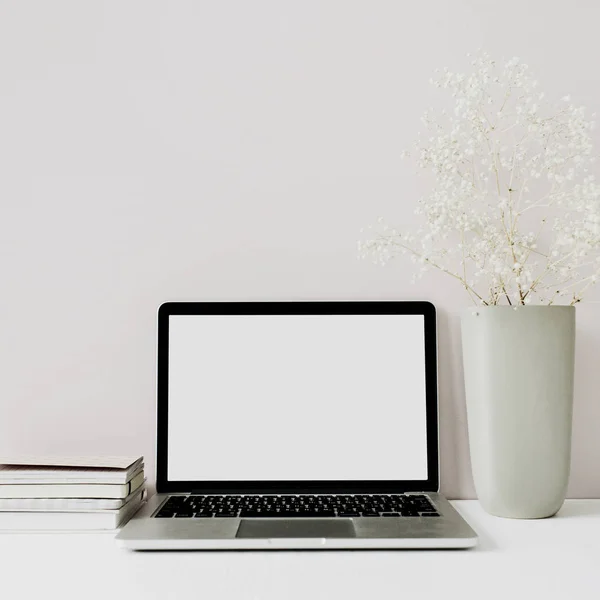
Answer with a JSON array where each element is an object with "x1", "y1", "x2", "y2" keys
[{"x1": 117, "y1": 301, "x2": 477, "y2": 550}]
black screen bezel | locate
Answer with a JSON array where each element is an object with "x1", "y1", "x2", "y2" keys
[{"x1": 156, "y1": 301, "x2": 439, "y2": 494}]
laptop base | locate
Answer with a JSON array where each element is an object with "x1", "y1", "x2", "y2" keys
[{"x1": 116, "y1": 492, "x2": 477, "y2": 550}]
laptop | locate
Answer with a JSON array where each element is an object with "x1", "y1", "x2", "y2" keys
[{"x1": 117, "y1": 301, "x2": 477, "y2": 549}]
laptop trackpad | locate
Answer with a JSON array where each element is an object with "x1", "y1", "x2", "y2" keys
[{"x1": 237, "y1": 519, "x2": 356, "y2": 538}]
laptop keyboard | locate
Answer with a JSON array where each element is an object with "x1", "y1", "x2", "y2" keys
[{"x1": 155, "y1": 494, "x2": 439, "y2": 518}]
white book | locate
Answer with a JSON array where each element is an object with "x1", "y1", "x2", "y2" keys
[
  {"x1": 0, "y1": 455, "x2": 143, "y2": 469},
  {"x1": 0, "y1": 464, "x2": 143, "y2": 485},
  {"x1": 0, "y1": 490, "x2": 145, "y2": 531},
  {"x1": 0, "y1": 487, "x2": 145, "y2": 511},
  {"x1": 0, "y1": 456, "x2": 143, "y2": 484},
  {"x1": 0, "y1": 472, "x2": 145, "y2": 499}
]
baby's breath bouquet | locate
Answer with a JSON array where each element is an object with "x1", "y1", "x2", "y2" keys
[{"x1": 359, "y1": 52, "x2": 600, "y2": 306}]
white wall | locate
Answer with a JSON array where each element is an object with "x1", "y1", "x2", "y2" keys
[{"x1": 1, "y1": 0, "x2": 599, "y2": 498}]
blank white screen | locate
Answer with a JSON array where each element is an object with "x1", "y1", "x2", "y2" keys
[{"x1": 167, "y1": 314, "x2": 429, "y2": 481}]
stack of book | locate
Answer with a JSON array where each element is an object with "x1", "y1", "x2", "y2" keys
[{"x1": 0, "y1": 456, "x2": 145, "y2": 531}]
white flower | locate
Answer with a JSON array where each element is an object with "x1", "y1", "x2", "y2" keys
[{"x1": 359, "y1": 51, "x2": 600, "y2": 306}]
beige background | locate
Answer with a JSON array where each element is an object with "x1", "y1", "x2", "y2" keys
[{"x1": 1, "y1": 0, "x2": 599, "y2": 498}]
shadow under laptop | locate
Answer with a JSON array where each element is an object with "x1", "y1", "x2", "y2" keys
[{"x1": 134, "y1": 537, "x2": 492, "y2": 553}]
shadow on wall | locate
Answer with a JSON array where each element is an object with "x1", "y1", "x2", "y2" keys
[
  {"x1": 437, "y1": 308, "x2": 475, "y2": 499},
  {"x1": 570, "y1": 304, "x2": 600, "y2": 498}
]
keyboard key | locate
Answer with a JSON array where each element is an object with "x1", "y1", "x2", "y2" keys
[
  {"x1": 381, "y1": 512, "x2": 400, "y2": 517},
  {"x1": 155, "y1": 511, "x2": 174, "y2": 518},
  {"x1": 420, "y1": 513, "x2": 440, "y2": 517}
]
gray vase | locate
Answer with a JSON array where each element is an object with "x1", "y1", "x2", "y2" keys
[{"x1": 461, "y1": 306, "x2": 575, "y2": 519}]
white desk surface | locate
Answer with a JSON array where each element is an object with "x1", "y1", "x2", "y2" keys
[{"x1": 1, "y1": 499, "x2": 598, "y2": 600}]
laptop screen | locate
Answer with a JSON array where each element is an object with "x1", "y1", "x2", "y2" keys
[{"x1": 166, "y1": 313, "x2": 429, "y2": 482}]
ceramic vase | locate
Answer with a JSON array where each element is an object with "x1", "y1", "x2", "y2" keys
[{"x1": 461, "y1": 306, "x2": 576, "y2": 519}]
